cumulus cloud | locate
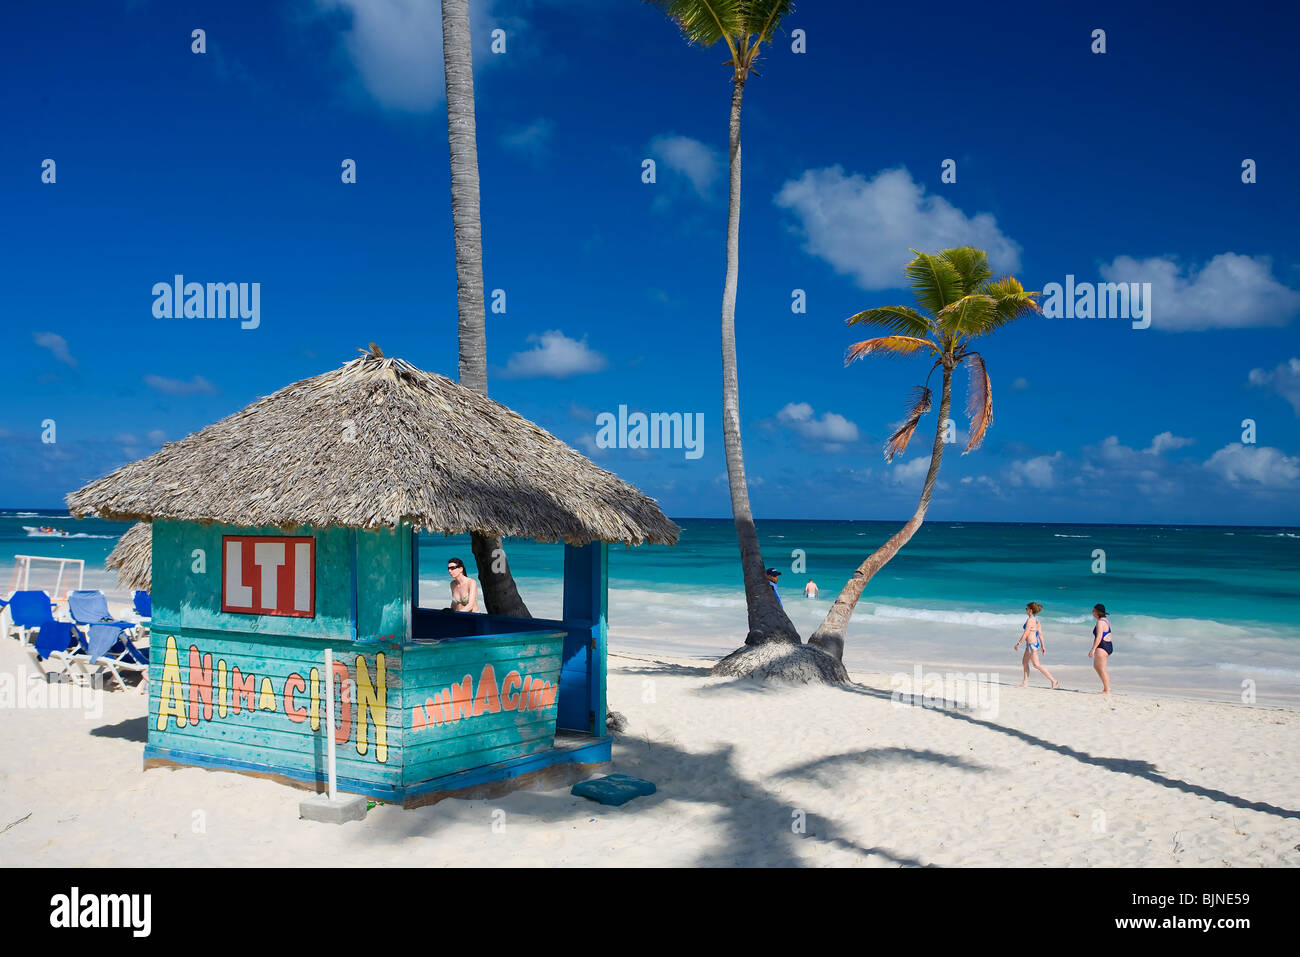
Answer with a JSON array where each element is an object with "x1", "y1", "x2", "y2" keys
[
  {"x1": 500, "y1": 330, "x2": 608, "y2": 379},
  {"x1": 884, "y1": 455, "x2": 930, "y2": 484},
  {"x1": 1248, "y1": 357, "x2": 1300, "y2": 415},
  {"x1": 1204, "y1": 443, "x2": 1300, "y2": 487},
  {"x1": 312, "y1": 0, "x2": 512, "y2": 112},
  {"x1": 1099, "y1": 253, "x2": 1300, "y2": 331},
  {"x1": 650, "y1": 134, "x2": 722, "y2": 198},
  {"x1": 34, "y1": 332, "x2": 76, "y2": 366},
  {"x1": 1007, "y1": 451, "x2": 1063, "y2": 489},
  {"x1": 144, "y1": 374, "x2": 218, "y2": 396},
  {"x1": 501, "y1": 118, "x2": 554, "y2": 154},
  {"x1": 1145, "y1": 431, "x2": 1195, "y2": 454},
  {"x1": 773, "y1": 166, "x2": 1022, "y2": 289},
  {"x1": 776, "y1": 402, "x2": 860, "y2": 451}
]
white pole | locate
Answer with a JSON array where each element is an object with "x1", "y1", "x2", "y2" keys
[{"x1": 324, "y1": 648, "x2": 338, "y2": 802}]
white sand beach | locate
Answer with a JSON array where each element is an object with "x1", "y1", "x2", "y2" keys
[{"x1": 2, "y1": 634, "x2": 1297, "y2": 868}]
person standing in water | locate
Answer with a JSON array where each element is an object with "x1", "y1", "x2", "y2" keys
[
  {"x1": 804, "y1": 579, "x2": 818, "y2": 599},
  {"x1": 1088, "y1": 603, "x2": 1113, "y2": 694},
  {"x1": 1014, "y1": 601, "x2": 1058, "y2": 689},
  {"x1": 447, "y1": 557, "x2": 479, "y2": 613}
]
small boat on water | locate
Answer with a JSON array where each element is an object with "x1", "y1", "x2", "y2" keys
[{"x1": 22, "y1": 526, "x2": 69, "y2": 537}]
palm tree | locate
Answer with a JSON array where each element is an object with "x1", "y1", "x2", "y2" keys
[
  {"x1": 651, "y1": 0, "x2": 800, "y2": 647},
  {"x1": 440, "y1": 0, "x2": 529, "y2": 617},
  {"x1": 806, "y1": 247, "x2": 1041, "y2": 661}
]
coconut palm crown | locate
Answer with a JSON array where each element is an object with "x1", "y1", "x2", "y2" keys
[{"x1": 846, "y1": 246, "x2": 1042, "y2": 462}]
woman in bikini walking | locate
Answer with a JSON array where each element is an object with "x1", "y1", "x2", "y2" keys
[
  {"x1": 1015, "y1": 601, "x2": 1058, "y2": 689},
  {"x1": 1088, "y1": 603, "x2": 1113, "y2": 695}
]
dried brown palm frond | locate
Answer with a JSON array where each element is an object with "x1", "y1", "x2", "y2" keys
[
  {"x1": 884, "y1": 385, "x2": 932, "y2": 462},
  {"x1": 964, "y1": 355, "x2": 993, "y2": 452}
]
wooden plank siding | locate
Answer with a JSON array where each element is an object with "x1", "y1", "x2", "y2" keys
[
  {"x1": 145, "y1": 520, "x2": 590, "y2": 800},
  {"x1": 401, "y1": 632, "x2": 566, "y2": 788}
]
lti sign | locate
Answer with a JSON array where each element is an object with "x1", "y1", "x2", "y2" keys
[{"x1": 221, "y1": 535, "x2": 316, "y2": 618}]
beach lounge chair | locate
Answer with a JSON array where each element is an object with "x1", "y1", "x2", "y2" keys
[
  {"x1": 32, "y1": 620, "x2": 86, "y2": 677},
  {"x1": 4, "y1": 590, "x2": 84, "y2": 677},
  {"x1": 68, "y1": 589, "x2": 138, "y2": 636},
  {"x1": 6, "y1": 590, "x2": 53, "y2": 645},
  {"x1": 75, "y1": 623, "x2": 149, "y2": 691}
]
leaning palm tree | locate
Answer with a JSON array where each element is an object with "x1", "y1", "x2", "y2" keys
[
  {"x1": 806, "y1": 246, "x2": 1041, "y2": 662},
  {"x1": 651, "y1": 0, "x2": 801, "y2": 651},
  {"x1": 440, "y1": 0, "x2": 529, "y2": 616}
]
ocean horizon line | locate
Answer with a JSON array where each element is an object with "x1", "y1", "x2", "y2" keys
[{"x1": 5, "y1": 507, "x2": 1299, "y2": 533}]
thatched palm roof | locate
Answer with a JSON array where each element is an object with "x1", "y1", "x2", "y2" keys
[
  {"x1": 68, "y1": 351, "x2": 679, "y2": 546},
  {"x1": 106, "y1": 521, "x2": 151, "y2": 591}
]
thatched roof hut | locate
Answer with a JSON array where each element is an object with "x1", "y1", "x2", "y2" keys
[
  {"x1": 105, "y1": 521, "x2": 151, "y2": 591},
  {"x1": 68, "y1": 350, "x2": 679, "y2": 546}
]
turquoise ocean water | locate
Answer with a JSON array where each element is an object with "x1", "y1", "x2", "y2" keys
[{"x1": 4, "y1": 510, "x2": 1298, "y2": 707}]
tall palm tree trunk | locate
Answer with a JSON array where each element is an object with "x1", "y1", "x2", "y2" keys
[
  {"x1": 720, "y1": 75, "x2": 799, "y2": 647},
  {"x1": 441, "y1": 0, "x2": 528, "y2": 617},
  {"x1": 808, "y1": 360, "x2": 955, "y2": 661}
]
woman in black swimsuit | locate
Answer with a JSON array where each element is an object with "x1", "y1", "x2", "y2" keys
[{"x1": 1088, "y1": 603, "x2": 1113, "y2": 695}]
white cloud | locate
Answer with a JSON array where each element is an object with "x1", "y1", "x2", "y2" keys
[
  {"x1": 650, "y1": 134, "x2": 722, "y2": 198},
  {"x1": 501, "y1": 118, "x2": 554, "y2": 154},
  {"x1": 312, "y1": 0, "x2": 509, "y2": 112},
  {"x1": 773, "y1": 166, "x2": 1022, "y2": 289},
  {"x1": 1145, "y1": 431, "x2": 1195, "y2": 455},
  {"x1": 1009, "y1": 377, "x2": 1028, "y2": 390},
  {"x1": 884, "y1": 455, "x2": 930, "y2": 484},
  {"x1": 1099, "y1": 253, "x2": 1300, "y2": 331},
  {"x1": 1204, "y1": 444, "x2": 1300, "y2": 487},
  {"x1": 1249, "y1": 357, "x2": 1300, "y2": 415},
  {"x1": 143, "y1": 374, "x2": 218, "y2": 396},
  {"x1": 776, "y1": 401, "x2": 860, "y2": 450},
  {"x1": 1008, "y1": 451, "x2": 1063, "y2": 489},
  {"x1": 500, "y1": 330, "x2": 608, "y2": 379},
  {"x1": 147, "y1": 429, "x2": 168, "y2": 445},
  {"x1": 33, "y1": 332, "x2": 76, "y2": 366}
]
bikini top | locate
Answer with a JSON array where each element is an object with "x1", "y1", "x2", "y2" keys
[{"x1": 1025, "y1": 616, "x2": 1041, "y2": 638}]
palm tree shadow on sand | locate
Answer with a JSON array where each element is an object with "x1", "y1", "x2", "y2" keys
[
  {"x1": 377, "y1": 733, "x2": 943, "y2": 867},
  {"x1": 802, "y1": 680, "x2": 1300, "y2": 821}
]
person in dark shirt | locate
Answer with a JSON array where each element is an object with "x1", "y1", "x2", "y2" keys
[{"x1": 765, "y1": 568, "x2": 784, "y2": 608}]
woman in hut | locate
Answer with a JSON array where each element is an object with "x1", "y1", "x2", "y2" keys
[{"x1": 447, "y1": 557, "x2": 479, "y2": 613}]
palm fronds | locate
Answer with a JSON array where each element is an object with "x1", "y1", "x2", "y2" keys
[
  {"x1": 935, "y1": 294, "x2": 997, "y2": 336},
  {"x1": 845, "y1": 335, "x2": 937, "y2": 363},
  {"x1": 845, "y1": 304, "x2": 933, "y2": 338},
  {"x1": 884, "y1": 385, "x2": 932, "y2": 462},
  {"x1": 905, "y1": 250, "x2": 964, "y2": 315},
  {"x1": 648, "y1": 0, "x2": 744, "y2": 48},
  {"x1": 964, "y1": 354, "x2": 993, "y2": 453},
  {"x1": 941, "y1": 246, "x2": 993, "y2": 291}
]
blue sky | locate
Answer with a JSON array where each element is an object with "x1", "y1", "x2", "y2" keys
[{"x1": 3, "y1": 0, "x2": 1299, "y2": 525}]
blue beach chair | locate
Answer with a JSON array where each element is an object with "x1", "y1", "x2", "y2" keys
[
  {"x1": 5, "y1": 590, "x2": 58, "y2": 646},
  {"x1": 67, "y1": 591, "x2": 148, "y2": 690},
  {"x1": 76, "y1": 623, "x2": 150, "y2": 691},
  {"x1": 5, "y1": 591, "x2": 82, "y2": 676},
  {"x1": 132, "y1": 590, "x2": 152, "y2": 619},
  {"x1": 33, "y1": 620, "x2": 85, "y2": 676}
]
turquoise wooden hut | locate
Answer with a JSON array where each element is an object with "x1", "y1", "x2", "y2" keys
[{"x1": 68, "y1": 350, "x2": 678, "y2": 807}]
